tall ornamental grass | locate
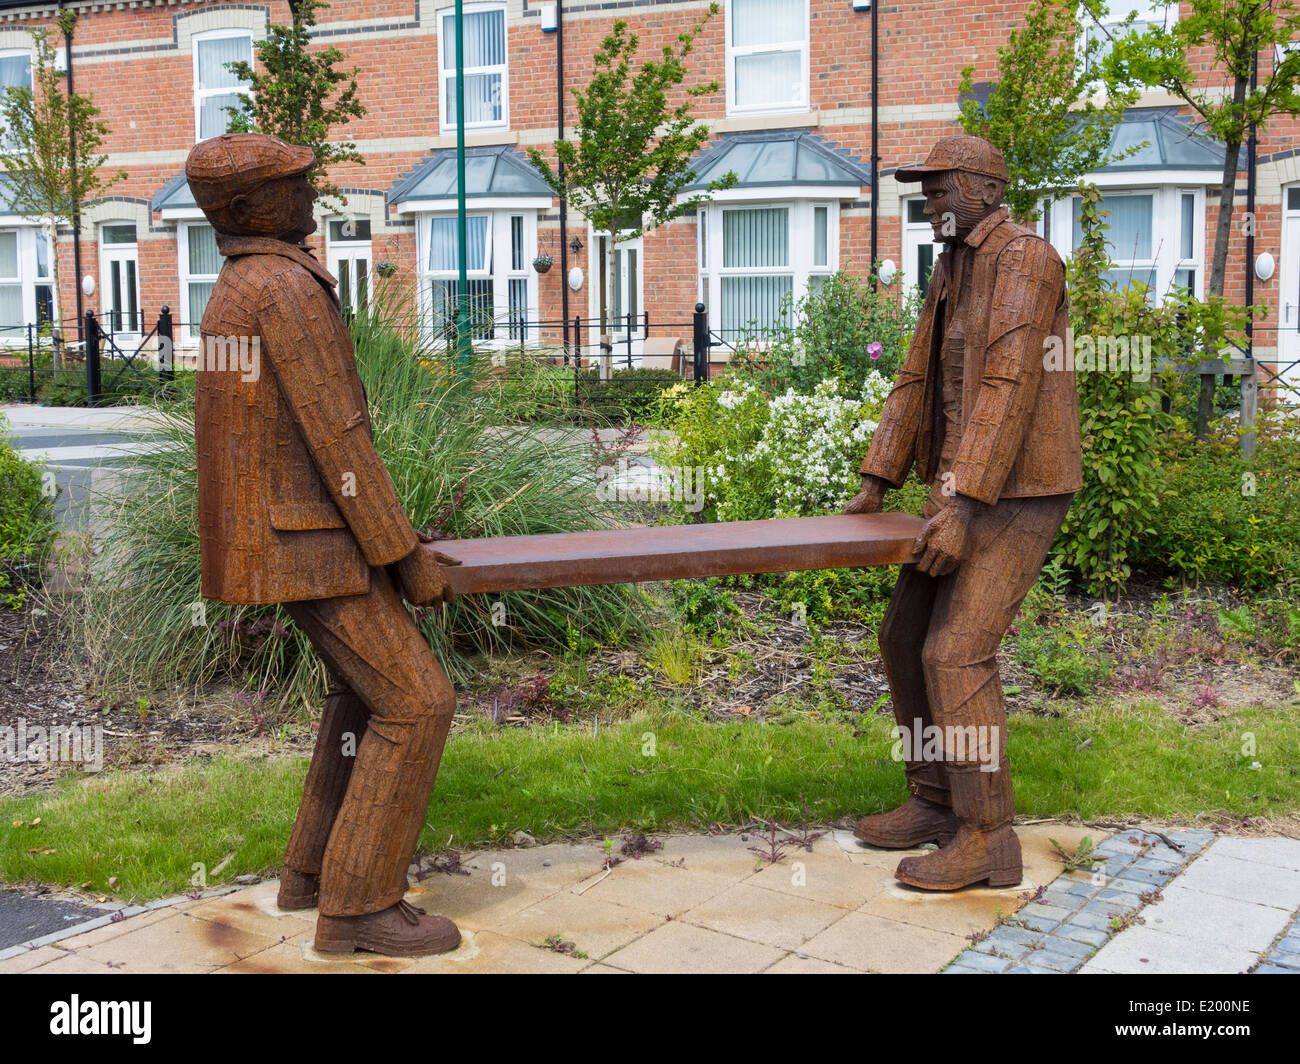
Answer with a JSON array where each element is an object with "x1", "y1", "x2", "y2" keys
[{"x1": 50, "y1": 288, "x2": 648, "y2": 715}]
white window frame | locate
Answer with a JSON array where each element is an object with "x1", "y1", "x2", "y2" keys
[
  {"x1": 326, "y1": 216, "x2": 374, "y2": 317},
  {"x1": 178, "y1": 221, "x2": 220, "y2": 344},
  {"x1": 0, "y1": 47, "x2": 32, "y2": 150},
  {"x1": 0, "y1": 226, "x2": 56, "y2": 344},
  {"x1": 698, "y1": 198, "x2": 837, "y2": 340},
  {"x1": 417, "y1": 208, "x2": 537, "y2": 348},
  {"x1": 1048, "y1": 183, "x2": 1204, "y2": 300},
  {"x1": 192, "y1": 29, "x2": 253, "y2": 143},
  {"x1": 725, "y1": 0, "x2": 810, "y2": 116},
  {"x1": 437, "y1": 2, "x2": 509, "y2": 134},
  {"x1": 1079, "y1": 2, "x2": 1178, "y2": 84}
]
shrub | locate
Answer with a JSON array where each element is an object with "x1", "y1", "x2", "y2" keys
[
  {"x1": 478, "y1": 352, "x2": 577, "y2": 422},
  {"x1": 652, "y1": 371, "x2": 893, "y2": 524},
  {"x1": 1135, "y1": 410, "x2": 1300, "y2": 590},
  {"x1": 0, "y1": 414, "x2": 59, "y2": 607},
  {"x1": 727, "y1": 271, "x2": 921, "y2": 396},
  {"x1": 575, "y1": 366, "x2": 682, "y2": 422}
]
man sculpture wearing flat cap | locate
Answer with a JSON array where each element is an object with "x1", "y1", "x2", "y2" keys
[
  {"x1": 187, "y1": 132, "x2": 463, "y2": 955},
  {"x1": 843, "y1": 134, "x2": 1082, "y2": 890}
]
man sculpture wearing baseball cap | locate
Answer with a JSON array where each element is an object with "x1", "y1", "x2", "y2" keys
[
  {"x1": 187, "y1": 133, "x2": 463, "y2": 955},
  {"x1": 843, "y1": 134, "x2": 1082, "y2": 890}
]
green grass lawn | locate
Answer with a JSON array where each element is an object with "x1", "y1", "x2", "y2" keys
[{"x1": 1, "y1": 701, "x2": 1296, "y2": 904}]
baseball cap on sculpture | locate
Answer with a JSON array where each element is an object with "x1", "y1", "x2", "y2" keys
[
  {"x1": 895, "y1": 135, "x2": 1009, "y2": 184},
  {"x1": 185, "y1": 132, "x2": 316, "y2": 213}
]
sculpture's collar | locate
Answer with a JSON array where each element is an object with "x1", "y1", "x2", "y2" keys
[
  {"x1": 962, "y1": 207, "x2": 1010, "y2": 249},
  {"x1": 214, "y1": 233, "x2": 337, "y2": 288}
]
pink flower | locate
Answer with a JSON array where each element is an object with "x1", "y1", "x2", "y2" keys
[{"x1": 868, "y1": 341, "x2": 883, "y2": 360}]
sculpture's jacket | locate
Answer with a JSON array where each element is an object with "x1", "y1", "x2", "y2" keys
[
  {"x1": 861, "y1": 208, "x2": 1083, "y2": 505},
  {"x1": 196, "y1": 235, "x2": 417, "y2": 604}
]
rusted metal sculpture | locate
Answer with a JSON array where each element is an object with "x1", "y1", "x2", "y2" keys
[
  {"x1": 843, "y1": 134, "x2": 1082, "y2": 890},
  {"x1": 189, "y1": 133, "x2": 463, "y2": 956},
  {"x1": 430, "y1": 512, "x2": 923, "y2": 595}
]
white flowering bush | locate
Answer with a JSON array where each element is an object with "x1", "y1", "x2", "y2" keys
[
  {"x1": 652, "y1": 369, "x2": 894, "y2": 522},
  {"x1": 754, "y1": 378, "x2": 879, "y2": 516}
]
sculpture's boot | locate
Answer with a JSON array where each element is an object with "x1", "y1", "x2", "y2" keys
[
  {"x1": 894, "y1": 759, "x2": 1022, "y2": 890},
  {"x1": 276, "y1": 868, "x2": 319, "y2": 911},
  {"x1": 854, "y1": 762, "x2": 957, "y2": 848},
  {"x1": 314, "y1": 899, "x2": 461, "y2": 957},
  {"x1": 278, "y1": 684, "x2": 368, "y2": 911}
]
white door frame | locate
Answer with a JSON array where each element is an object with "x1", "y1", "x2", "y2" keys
[
  {"x1": 326, "y1": 219, "x2": 373, "y2": 319},
  {"x1": 1280, "y1": 184, "x2": 1300, "y2": 386},
  {"x1": 587, "y1": 224, "x2": 645, "y2": 366},
  {"x1": 99, "y1": 227, "x2": 142, "y2": 342}
]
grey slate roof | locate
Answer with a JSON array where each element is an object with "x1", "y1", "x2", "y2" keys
[
  {"x1": 1095, "y1": 107, "x2": 1244, "y2": 172},
  {"x1": 682, "y1": 130, "x2": 873, "y2": 192},
  {"x1": 387, "y1": 145, "x2": 553, "y2": 205},
  {"x1": 150, "y1": 172, "x2": 196, "y2": 212}
]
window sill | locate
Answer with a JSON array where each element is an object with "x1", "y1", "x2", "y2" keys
[
  {"x1": 431, "y1": 128, "x2": 517, "y2": 149},
  {"x1": 713, "y1": 111, "x2": 818, "y2": 134}
]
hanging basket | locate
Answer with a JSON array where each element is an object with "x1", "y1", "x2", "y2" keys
[{"x1": 532, "y1": 255, "x2": 554, "y2": 274}]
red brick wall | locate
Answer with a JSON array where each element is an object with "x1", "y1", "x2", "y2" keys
[{"x1": 0, "y1": 0, "x2": 1287, "y2": 353}]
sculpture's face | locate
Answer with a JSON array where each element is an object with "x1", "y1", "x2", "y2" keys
[
  {"x1": 919, "y1": 170, "x2": 1001, "y2": 246},
  {"x1": 216, "y1": 173, "x2": 318, "y2": 243},
  {"x1": 268, "y1": 174, "x2": 319, "y2": 243}
]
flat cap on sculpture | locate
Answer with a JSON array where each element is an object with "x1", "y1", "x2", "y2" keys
[
  {"x1": 184, "y1": 132, "x2": 315, "y2": 211},
  {"x1": 895, "y1": 134, "x2": 1009, "y2": 184}
]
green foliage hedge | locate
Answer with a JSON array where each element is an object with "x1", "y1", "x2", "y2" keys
[{"x1": 0, "y1": 414, "x2": 59, "y2": 607}]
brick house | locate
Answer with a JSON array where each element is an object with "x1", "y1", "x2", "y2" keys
[{"x1": 0, "y1": 0, "x2": 1295, "y2": 385}]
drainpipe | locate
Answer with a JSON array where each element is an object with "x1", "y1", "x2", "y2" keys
[
  {"x1": 869, "y1": 0, "x2": 879, "y2": 291},
  {"x1": 61, "y1": 2, "x2": 84, "y2": 341},
  {"x1": 557, "y1": 0, "x2": 569, "y2": 357}
]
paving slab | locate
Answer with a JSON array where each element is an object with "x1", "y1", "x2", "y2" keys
[
  {"x1": 801, "y1": 911, "x2": 967, "y2": 973},
  {"x1": 598, "y1": 919, "x2": 786, "y2": 974},
  {"x1": 681, "y1": 881, "x2": 847, "y2": 951}
]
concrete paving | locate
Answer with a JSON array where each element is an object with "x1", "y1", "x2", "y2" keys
[
  {"x1": 0, "y1": 823, "x2": 1098, "y2": 975},
  {"x1": 2, "y1": 403, "x2": 161, "y2": 531},
  {"x1": 1081, "y1": 837, "x2": 1300, "y2": 975}
]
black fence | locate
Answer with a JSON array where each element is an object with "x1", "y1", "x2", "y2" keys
[{"x1": 0, "y1": 308, "x2": 188, "y2": 406}]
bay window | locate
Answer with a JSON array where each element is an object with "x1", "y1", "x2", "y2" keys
[
  {"x1": 0, "y1": 228, "x2": 55, "y2": 341},
  {"x1": 419, "y1": 210, "x2": 535, "y2": 346},
  {"x1": 699, "y1": 200, "x2": 837, "y2": 341},
  {"x1": 193, "y1": 30, "x2": 253, "y2": 141},
  {"x1": 726, "y1": 0, "x2": 809, "y2": 114},
  {"x1": 179, "y1": 222, "x2": 221, "y2": 342},
  {"x1": 1055, "y1": 184, "x2": 1203, "y2": 299},
  {"x1": 438, "y1": 4, "x2": 508, "y2": 133}
]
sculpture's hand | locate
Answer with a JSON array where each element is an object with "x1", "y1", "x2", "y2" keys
[
  {"x1": 912, "y1": 496, "x2": 976, "y2": 577},
  {"x1": 842, "y1": 475, "x2": 889, "y2": 515},
  {"x1": 393, "y1": 541, "x2": 461, "y2": 607}
]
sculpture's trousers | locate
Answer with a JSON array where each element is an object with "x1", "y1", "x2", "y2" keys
[
  {"x1": 281, "y1": 567, "x2": 454, "y2": 917},
  {"x1": 878, "y1": 493, "x2": 1073, "y2": 823}
]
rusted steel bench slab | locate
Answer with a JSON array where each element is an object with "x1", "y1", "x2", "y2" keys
[{"x1": 432, "y1": 512, "x2": 925, "y2": 596}]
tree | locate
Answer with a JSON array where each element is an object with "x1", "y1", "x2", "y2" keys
[
  {"x1": 526, "y1": 7, "x2": 736, "y2": 378},
  {"x1": 958, "y1": 0, "x2": 1139, "y2": 223},
  {"x1": 1091, "y1": 0, "x2": 1300, "y2": 431},
  {"x1": 0, "y1": 12, "x2": 124, "y2": 364},
  {"x1": 223, "y1": 0, "x2": 365, "y2": 206}
]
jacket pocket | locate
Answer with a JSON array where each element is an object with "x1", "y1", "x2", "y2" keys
[{"x1": 267, "y1": 502, "x2": 347, "y2": 531}]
